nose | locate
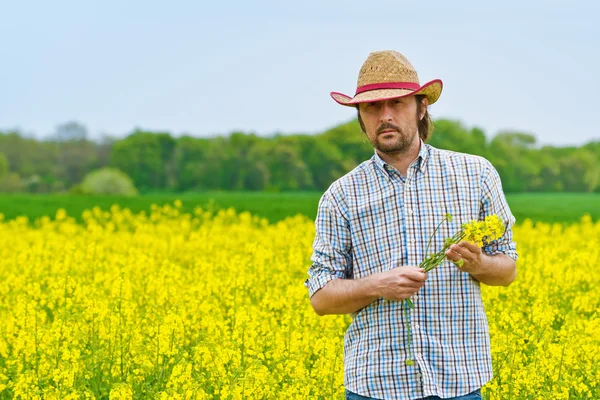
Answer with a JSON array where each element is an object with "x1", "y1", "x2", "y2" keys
[{"x1": 379, "y1": 102, "x2": 393, "y2": 122}]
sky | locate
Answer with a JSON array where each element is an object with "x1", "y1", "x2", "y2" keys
[{"x1": 1, "y1": 0, "x2": 599, "y2": 146}]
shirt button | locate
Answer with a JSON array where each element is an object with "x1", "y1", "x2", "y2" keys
[
  {"x1": 414, "y1": 294, "x2": 418, "y2": 300},
  {"x1": 415, "y1": 324, "x2": 420, "y2": 329}
]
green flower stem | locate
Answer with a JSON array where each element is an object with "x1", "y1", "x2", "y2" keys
[
  {"x1": 424, "y1": 214, "x2": 451, "y2": 260},
  {"x1": 420, "y1": 231, "x2": 466, "y2": 273},
  {"x1": 404, "y1": 301, "x2": 414, "y2": 366}
]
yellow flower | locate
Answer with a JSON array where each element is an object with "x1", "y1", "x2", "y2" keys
[{"x1": 462, "y1": 215, "x2": 504, "y2": 247}]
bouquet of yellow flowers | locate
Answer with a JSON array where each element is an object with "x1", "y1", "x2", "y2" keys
[
  {"x1": 420, "y1": 213, "x2": 506, "y2": 272},
  {"x1": 403, "y1": 213, "x2": 506, "y2": 365}
]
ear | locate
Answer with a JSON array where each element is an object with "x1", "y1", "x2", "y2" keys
[{"x1": 419, "y1": 97, "x2": 429, "y2": 120}]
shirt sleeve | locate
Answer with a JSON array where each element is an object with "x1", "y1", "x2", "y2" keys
[
  {"x1": 479, "y1": 160, "x2": 519, "y2": 261},
  {"x1": 304, "y1": 191, "x2": 352, "y2": 298}
]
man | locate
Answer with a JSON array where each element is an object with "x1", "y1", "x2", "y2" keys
[{"x1": 304, "y1": 50, "x2": 518, "y2": 400}]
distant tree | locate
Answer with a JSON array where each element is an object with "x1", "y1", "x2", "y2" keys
[
  {"x1": 243, "y1": 141, "x2": 271, "y2": 190},
  {"x1": 40, "y1": 122, "x2": 101, "y2": 189},
  {"x1": 428, "y1": 119, "x2": 488, "y2": 155},
  {"x1": 303, "y1": 136, "x2": 353, "y2": 190},
  {"x1": 321, "y1": 119, "x2": 373, "y2": 165},
  {"x1": 0, "y1": 131, "x2": 58, "y2": 180},
  {"x1": 173, "y1": 136, "x2": 211, "y2": 191},
  {"x1": 80, "y1": 167, "x2": 138, "y2": 196},
  {"x1": 488, "y1": 131, "x2": 540, "y2": 192},
  {"x1": 0, "y1": 153, "x2": 8, "y2": 177},
  {"x1": 57, "y1": 141, "x2": 99, "y2": 188},
  {"x1": 228, "y1": 132, "x2": 265, "y2": 190},
  {"x1": 558, "y1": 149, "x2": 599, "y2": 192},
  {"x1": 0, "y1": 153, "x2": 22, "y2": 192},
  {"x1": 96, "y1": 134, "x2": 117, "y2": 168},
  {"x1": 0, "y1": 173, "x2": 22, "y2": 192},
  {"x1": 192, "y1": 137, "x2": 235, "y2": 190},
  {"x1": 263, "y1": 140, "x2": 312, "y2": 191},
  {"x1": 583, "y1": 141, "x2": 600, "y2": 192},
  {"x1": 54, "y1": 121, "x2": 88, "y2": 142},
  {"x1": 110, "y1": 130, "x2": 175, "y2": 192},
  {"x1": 244, "y1": 154, "x2": 270, "y2": 190},
  {"x1": 535, "y1": 147, "x2": 562, "y2": 192},
  {"x1": 469, "y1": 127, "x2": 488, "y2": 152}
]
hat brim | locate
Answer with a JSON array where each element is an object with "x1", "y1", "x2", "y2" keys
[{"x1": 331, "y1": 79, "x2": 443, "y2": 107}]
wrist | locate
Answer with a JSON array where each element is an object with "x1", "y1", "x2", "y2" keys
[{"x1": 361, "y1": 273, "x2": 382, "y2": 299}]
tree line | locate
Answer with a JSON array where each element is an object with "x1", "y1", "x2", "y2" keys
[{"x1": 1, "y1": 119, "x2": 599, "y2": 193}]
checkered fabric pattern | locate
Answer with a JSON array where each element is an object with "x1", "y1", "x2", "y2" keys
[{"x1": 305, "y1": 140, "x2": 518, "y2": 399}]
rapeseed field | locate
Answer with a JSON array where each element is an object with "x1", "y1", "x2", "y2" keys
[{"x1": 0, "y1": 203, "x2": 597, "y2": 399}]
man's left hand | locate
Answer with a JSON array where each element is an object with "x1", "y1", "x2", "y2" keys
[{"x1": 445, "y1": 241, "x2": 482, "y2": 273}]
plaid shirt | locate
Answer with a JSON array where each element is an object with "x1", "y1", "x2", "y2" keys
[{"x1": 305, "y1": 140, "x2": 518, "y2": 400}]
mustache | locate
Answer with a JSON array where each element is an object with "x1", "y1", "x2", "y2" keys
[{"x1": 376, "y1": 123, "x2": 401, "y2": 135}]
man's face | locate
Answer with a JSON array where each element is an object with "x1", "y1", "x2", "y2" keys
[{"x1": 358, "y1": 95, "x2": 425, "y2": 155}]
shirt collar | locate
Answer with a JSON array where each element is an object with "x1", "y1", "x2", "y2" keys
[{"x1": 372, "y1": 139, "x2": 430, "y2": 177}]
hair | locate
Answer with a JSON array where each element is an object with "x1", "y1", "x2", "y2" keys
[{"x1": 356, "y1": 95, "x2": 433, "y2": 142}]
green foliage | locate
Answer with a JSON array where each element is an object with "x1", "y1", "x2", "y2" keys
[
  {"x1": 173, "y1": 136, "x2": 212, "y2": 190},
  {"x1": 429, "y1": 119, "x2": 487, "y2": 156},
  {"x1": 80, "y1": 168, "x2": 138, "y2": 196},
  {"x1": 2, "y1": 120, "x2": 600, "y2": 194},
  {"x1": 0, "y1": 152, "x2": 8, "y2": 177},
  {"x1": 0, "y1": 131, "x2": 58, "y2": 182},
  {"x1": 558, "y1": 148, "x2": 599, "y2": 192},
  {"x1": 110, "y1": 130, "x2": 175, "y2": 192},
  {"x1": 303, "y1": 137, "x2": 353, "y2": 190},
  {"x1": 0, "y1": 153, "x2": 22, "y2": 192},
  {"x1": 321, "y1": 119, "x2": 373, "y2": 164},
  {"x1": 0, "y1": 172, "x2": 22, "y2": 192}
]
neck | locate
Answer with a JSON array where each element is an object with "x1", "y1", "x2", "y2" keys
[{"x1": 377, "y1": 138, "x2": 421, "y2": 177}]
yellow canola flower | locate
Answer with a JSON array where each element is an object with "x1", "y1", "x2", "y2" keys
[
  {"x1": 0, "y1": 204, "x2": 597, "y2": 399},
  {"x1": 462, "y1": 215, "x2": 505, "y2": 247}
]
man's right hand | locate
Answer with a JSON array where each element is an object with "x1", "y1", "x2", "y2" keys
[
  {"x1": 372, "y1": 266, "x2": 428, "y2": 301},
  {"x1": 310, "y1": 265, "x2": 428, "y2": 316}
]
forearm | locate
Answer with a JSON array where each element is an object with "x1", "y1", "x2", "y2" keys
[
  {"x1": 310, "y1": 275, "x2": 380, "y2": 316},
  {"x1": 469, "y1": 253, "x2": 516, "y2": 286}
]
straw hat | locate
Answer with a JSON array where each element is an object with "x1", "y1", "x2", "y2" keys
[{"x1": 331, "y1": 50, "x2": 443, "y2": 107}]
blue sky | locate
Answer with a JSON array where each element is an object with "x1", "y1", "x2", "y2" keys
[{"x1": 1, "y1": 0, "x2": 599, "y2": 146}]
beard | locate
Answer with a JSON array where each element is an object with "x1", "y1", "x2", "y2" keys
[
  {"x1": 372, "y1": 122, "x2": 418, "y2": 155},
  {"x1": 357, "y1": 111, "x2": 421, "y2": 155}
]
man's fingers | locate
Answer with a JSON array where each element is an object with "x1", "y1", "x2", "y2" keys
[
  {"x1": 445, "y1": 249, "x2": 460, "y2": 261},
  {"x1": 402, "y1": 281, "x2": 425, "y2": 291},
  {"x1": 449, "y1": 244, "x2": 474, "y2": 261},
  {"x1": 459, "y1": 240, "x2": 481, "y2": 254},
  {"x1": 404, "y1": 269, "x2": 428, "y2": 282},
  {"x1": 389, "y1": 266, "x2": 427, "y2": 281}
]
